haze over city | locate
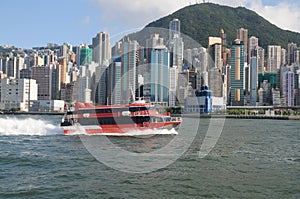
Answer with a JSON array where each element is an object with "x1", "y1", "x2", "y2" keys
[{"x1": 1, "y1": 0, "x2": 300, "y2": 48}]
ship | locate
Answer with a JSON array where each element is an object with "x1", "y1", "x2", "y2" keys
[{"x1": 60, "y1": 100, "x2": 181, "y2": 135}]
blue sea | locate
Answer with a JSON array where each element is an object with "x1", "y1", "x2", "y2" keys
[{"x1": 0, "y1": 114, "x2": 299, "y2": 198}]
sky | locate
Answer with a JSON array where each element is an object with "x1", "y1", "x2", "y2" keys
[{"x1": 1, "y1": 0, "x2": 299, "y2": 49}]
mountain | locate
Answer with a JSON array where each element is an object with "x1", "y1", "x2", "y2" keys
[{"x1": 127, "y1": 3, "x2": 300, "y2": 49}]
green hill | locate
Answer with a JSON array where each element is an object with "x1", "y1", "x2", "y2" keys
[{"x1": 127, "y1": 3, "x2": 300, "y2": 49}]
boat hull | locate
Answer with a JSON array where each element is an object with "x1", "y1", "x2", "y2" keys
[{"x1": 62, "y1": 122, "x2": 181, "y2": 135}]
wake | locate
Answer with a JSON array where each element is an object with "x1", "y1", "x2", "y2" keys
[
  {"x1": 0, "y1": 117, "x2": 178, "y2": 137},
  {"x1": 0, "y1": 117, "x2": 63, "y2": 136}
]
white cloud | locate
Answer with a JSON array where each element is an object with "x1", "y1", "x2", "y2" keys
[
  {"x1": 89, "y1": 0, "x2": 300, "y2": 34},
  {"x1": 249, "y1": 0, "x2": 300, "y2": 32},
  {"x1": 80, "y1": 16, "x2": 91, "y2": 25}
]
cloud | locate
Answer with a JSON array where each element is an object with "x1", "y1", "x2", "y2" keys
[
  {"x1": 89, "y1": 0, "x2": 194, "y2": 28},
  {"x1": 249, "y1": 0, "x2": 300, "y2": 32},
  {"x1": 89, "y1": 0, "x2": 300, "y2": 35},
  {"x1": 80, "y1": 16, "x2": 90, "y2": 25}
]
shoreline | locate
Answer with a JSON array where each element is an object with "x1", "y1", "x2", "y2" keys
[
  {"x1": 173, "y1": 114, "x2": 300, "y2": 120},
  {"x1": 1, "y1": 112, "x2": 299, "y2": 120}
]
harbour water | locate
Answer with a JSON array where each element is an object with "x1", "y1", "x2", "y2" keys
[{"x1": 0, "y1": 115, "x2": 299, "y2": 198}]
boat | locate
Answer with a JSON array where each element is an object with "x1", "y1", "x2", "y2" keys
[{"x1": 60, "y1": 100, "x2": 182, "y2": 135}]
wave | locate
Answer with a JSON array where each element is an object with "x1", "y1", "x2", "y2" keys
[
  {"x1": 0, "y1": 117, "x2": 63, "y2": 136},
  {"x1": 66, "y1": 127, "x2": 178, "y2": 137}
]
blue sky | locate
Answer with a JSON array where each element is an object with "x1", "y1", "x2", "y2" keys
[{"x1": 1, "y1": 0, "x2": 299, "y2": 49}]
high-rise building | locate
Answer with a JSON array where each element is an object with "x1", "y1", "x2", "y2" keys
[
  {"x1": 267, "y1": 45, "x2": 281, "y2": 72},
  {"x1": 272, "y1": 88, "x2": 281, "y2": 106},
  {"x1": 169, "y1": 66, "x2": 178, "y2": 107},
  {"x1": 92, "y1": 32, "x2": 111, "y2": 66},
  {"x1": 150, "y1": 47, "x2": 170, "y2": 105},
  {"x1": 95, "y1": 64, "x2": 108, "y2": 105},
  {"x1": 169, "y1": 18, "x2": 180, "y2": 40},
  {"x1": 237, "y1": 28, "x2": 248, "y2": 62},
  {"x1": 107, "y1": 57, "x2": 122, "y2": 105},
  {"x1": 80, "y1": 45, "x2": 92, "y2": 65},
  {"x1": 76, "y1": 65, "x2": 92, "y2": 103},
  {"x1": 169, "y1": 35, "x2": 184, "y2": 71},
  {"x1": 208, "y1": 67, "x2": 223, "y2": 97},
  {"x1": 208, "y1": 43, "x2": 222, "y2": 70},
  {"x1": 31, "y1": 65, "x2": 53, "y2": 100},
  {"x1": 121, "y1": 39, "x2": 139, "y2": 104},
  {"x1": 283, "y1": 71, "x2": 294, "y2": 106},
  {"x1": 249, "y1": 57, "x2": 258, "y2": 106},
  {"x1": 281, "y1": 48, "x2": 287, "y2": 66},
  {"x1": 287, "y1": 43, "x2": 297, "y2": 65},
  {"x1": 248, "y1": 36, "x2": 258, "y2": 62},
  {"x1": 52, "y1": 64, "x2": 61, "y2": 100},
  {"x1": 0, "y1": 78, "x2": 38, "y2": 111},
  {"x1": 57, "y1": 57, "x2": 67, "y2": 85},
  {"x1": 257, "y1": 47, "x2": 265, "y2": 74},
  {"x1": 146, "y1": 34, "x2": 164, "y2": 63},
  {"x1": 7, "y1": 56, "x2": 17, "y2": 78},
  {"x1": 219, "y1": 29, "x2": 227, "y2": 64},
  {"x1": 230, "y1": 39, "x2": 245, "y2": 106}
]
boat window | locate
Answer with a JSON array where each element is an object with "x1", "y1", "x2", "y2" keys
[
  {"x1": 165, "y1": 117, "x2": 171, "y2": 122},
  {"x1": 132, "y1": 116, "x2": 150, "y2": 124},
  {"x1": 129, "y1": 106, "x2": 150, "y2": 112}
]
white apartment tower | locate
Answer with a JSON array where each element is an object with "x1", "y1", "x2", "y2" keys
[
  {"x1": 92, "y1": 32, "x2": 111, "y2": 66},
  {"x1": 267, "y1": 45, "x2": 281, "y2": 72}
]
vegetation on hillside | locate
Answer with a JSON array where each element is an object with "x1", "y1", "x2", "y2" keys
[{"x1": 128, "y1": 3, "x2": 300, "y2": 49}]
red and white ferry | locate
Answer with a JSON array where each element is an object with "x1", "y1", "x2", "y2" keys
[{"x1": 61, "y1": 100, "x2": 181, "y2": 135}]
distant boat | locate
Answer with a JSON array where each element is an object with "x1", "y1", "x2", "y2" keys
[{"x1": 61, "y1": 100, "x2": 181, "y2": 135}]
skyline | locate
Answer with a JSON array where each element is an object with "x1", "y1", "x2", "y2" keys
[{"x1": 1, "y1": 0, "x2": 300, "y2": 49}]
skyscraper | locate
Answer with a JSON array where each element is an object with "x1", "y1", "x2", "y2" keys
[
  {"x1": 169, "y1": 18, "x2": 183, "y2": 71},
  {"x1": 169, "y1": 35, "x2": 184, "y2": 71},
  {"x1": 95, "y1": 64, "x2": 108, "y2": 105},
  {"x1": 257, "y1": 47, "x2": 265, "y2": 74},
  {"x1": 121, "y1": 39, "x2": 139, "y2": 104},
  {"x1": 267, "y1": 45, "x2": 281, "y2": 72},
  {"x1": 208, "y1": 67, "x2": 223, "y2": 97},
  {"x1": 169, "y1": 18, "x2": 180, "y2": 40},
  {"x1": 283, "y1": 71, "x2": 294, "y2": 106},
  {"x1": 248, "y1": 36, "x2": 258, "y2": 62},
  {"x1": 219, "y1": 29, "x2": 227, "y2": 64},
  {"x1": 287, "y1": 43, "x2": 297, "y2": 65},
  {"x1": 107, "y1": 57, "x2": 122, "y2": 105},
  {"x1": 57, "y1": 57, "x2": 67, "y2": 85},
  {"x1": 145, "y1": 34, "x2": 164, "y2": 63},
  {"x1": 92, "y1": 32, "x2": 111, "y2": 66},
  {"x1": 250, "y1": 57, "x2": 258, "y2": 106},
  {"x1": 150, "y1": 47, "x2": 170, "y2": 105},
  {"x1": 230, "y1": 39, "x2": 244, "y2": 106},
  {"x1": 169, "y1": 66, "x2": 178, "y2": 107},
  {"x1": 31, "y1": 65, "x2": 53, "y2": 100},
  {"x1": 237, "y1": 28, "x2": 248, "y2": 62},
  {"x1": 208, "y1": 43, "x2": 222, "y2": 70},
  {"x1": 80, "y1": 45, "x2": 92, "y2": 65}
]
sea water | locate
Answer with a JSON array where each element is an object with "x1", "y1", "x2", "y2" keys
[{"x1": 0, "y1": 115, "x2": 299, "y2": 198}]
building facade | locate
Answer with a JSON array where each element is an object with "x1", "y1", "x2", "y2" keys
[{"x1": 230, "y1": 39, "x2": 245, "y2": 106}]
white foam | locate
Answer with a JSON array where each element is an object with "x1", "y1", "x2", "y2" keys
[
  {"x1": 67, "y1": 127, "x2": 178, "y2": 137},
  {"x1": 123, "y1": 128, "x2": 178, "y2": 136},
  {"x1": 0, "y1": 117, "x2": 63, "y2": 136}
]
